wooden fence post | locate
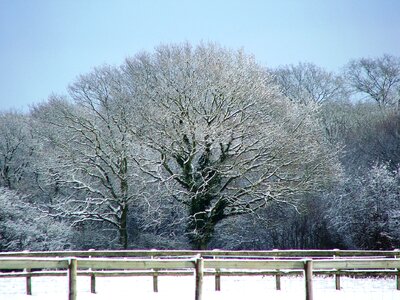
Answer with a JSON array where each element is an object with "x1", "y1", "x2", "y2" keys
[
  {"x1": 89, "y1": 249, "x2": 96, "y2": 294},
  {"x1": 396, "y1": 269, "x2": 400, "y2": 291},
  {"x1": 22, "y1": 250, "x2": 32, "y2": 295},
  {"x1": 395, "y1": 250, "x2": 400, "y2": 290},
  {"x1": 275, "y1": 271, "x2": 281, "y2": 290},
  {"x1": 68, "y1": 258, "x2": 77, "y2": 300},
  {"x1": 90, "y1": 273, "x2": 96, "y2": 294},
  {"x1": 273, "y1": 256, "x2": 281, "y2": 290},
  {"x1": 212, "y1": 250, "x2": 221, "y2": 291},
  {"x1": 335, "y1": 272, "x2": 341, "y2": 290},
  {"x1": 195, "y1": 255, "x2": 204, "y2": 300},
  {"x1": 153, "y1": 270, "x2": 159, "y2": 292},
  {"x1": 24, "y1": 268, "x2": 32, "y2": 295},
  {"x1": 304, "y1": 259, "x2": 313, "y2": 300},
  {"x1": 151, "y1": 250, "x2": 159, "y2": 293},
  {"x1": 215, "y1": 269, "x2": 221, "y2": 291},
  {"x1": 333, "y1": 250, "x2": 340, "y2": 290}
]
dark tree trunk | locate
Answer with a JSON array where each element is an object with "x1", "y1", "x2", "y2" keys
[
  {"x1": 119, "y1": 157, "x2": 129, "y2": 249},
  {"x1": 187, "y1": 215, "x2": 216, "y2": 250},
  {"x1": 187, "y1": 194, "x2": 226, "y2": 250},
  {"x1": 119, "y1": 203, "x2": 128, "y2": 249}
]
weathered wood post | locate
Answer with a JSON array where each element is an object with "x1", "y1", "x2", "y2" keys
[
  {"x1": 195, "y1": 255, "x2": 204, "y2": 300},
  {"x1": 90, "y1": 273, "x2": 96, "y2": 294},
  {"x1": 89, "y1": 249, "x2": 96, "y2": 294},
  {"x1": 273, "y1": 254, "x2": 281, "y2": 290},
  {"x1": 24, "y1": 268, "x2": 32, "y2": 295},
  {"x1": 213, "y1": 250, "x2": 221, "y2": 291},
  {"x1": 151, "y1": 249, "x2": 159, "y2": 292},
  {"x1": 68, "y1": 258, "x2": 78, "y2": 300},
  {"x1": 333, "y1": 250, "x2": 340, "y2": 290},
  {"x1": 335, "y1": 272, "x2": 341, "y2": 290},
  {"x1": 275, "y1": 271, "x2": 281, "y2": 290},
  {"x1": 153, "y1": 270, "x2": 159, "y2": 292},
  {"x1": 396, "y1": 269, "x2": 400, "y2": 291},
  {"x1": 395, "y1": 250, "x2": 400, "y2": 290},
  {"x1": 22, "y1": 251, "x2": 31, "y2": 295},
  {"x1": 304, "y1": 259, "x2": 313, "y2": 300},
  {"x1": 215, "y1": 269, "x2": 221, "y2": 291}
]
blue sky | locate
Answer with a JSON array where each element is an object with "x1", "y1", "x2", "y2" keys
[{"x1": 1, "y1": 0, "x2": 399, "y2": 111}]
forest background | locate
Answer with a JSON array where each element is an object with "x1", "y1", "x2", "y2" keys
[{"x1": 1, "y1": 43, "x2": 400, "y2": 251}]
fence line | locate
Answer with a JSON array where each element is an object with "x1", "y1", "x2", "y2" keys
[
  {"x1": 1, "y1": 249, "x2": 400, "y2": 258},
  {"x1": 1, "y1": 254, "x2": 400, "y2": 300}
]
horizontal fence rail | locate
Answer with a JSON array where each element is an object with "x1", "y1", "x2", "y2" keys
[
  {"x1": 77, "y1": 258, "x2": 196, "y2": 270},
  {"x1": 2, "y1": 250, "x2": 400, "y2": 300},
  {"x1": 313, "y1": 258, "x2": 400, "y2": 269},
  {"x1": 1, "y1": 249, "x2": 400, "y2": 258},
  {"x1": 205, "y1": 259, "x2": 306, "y2": 269}
]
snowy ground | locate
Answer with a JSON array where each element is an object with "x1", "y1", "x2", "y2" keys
[{"x1": 1, "y1": 274, "x2": 400, "y2": 300}]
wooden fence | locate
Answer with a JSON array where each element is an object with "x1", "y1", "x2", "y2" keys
[
  {"x1": 1, "y1": 249, "x2": 400, "y2": 258},
  {"x1": 1, "y1": 250, "x2": 400, "y2": 300}
]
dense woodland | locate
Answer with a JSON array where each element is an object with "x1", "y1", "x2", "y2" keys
[{"x1": 1, "y1": 43, "x2": 400, "y2": 251}]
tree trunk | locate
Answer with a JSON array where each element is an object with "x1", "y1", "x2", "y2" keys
[
  {"x1": 119, "y1": 157, "x2": 129, "y2": 249},
  {"x1": 119, "y1": 203, "x2": 128, "y2": 249},
  {"x1": 187, "y1": 193, "x2": 227, "y2": 249},
  {"x1": 187, "y1": 207, "x2": 224, "y2": 249},
  {"x1": 189, "y1": 227, "x2": 213, "y2": 250},
  {"x1": 186, "y1": 212, "x2": 213, "y2": 250}
]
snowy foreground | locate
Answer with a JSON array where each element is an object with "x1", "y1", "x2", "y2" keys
[{"x1": 1, "y1": 275, "x2": 400, "y2": 300}]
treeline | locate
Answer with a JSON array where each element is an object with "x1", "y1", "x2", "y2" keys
[{"x1": 1, "y1": 43, "x2": 399, "y2": 251}]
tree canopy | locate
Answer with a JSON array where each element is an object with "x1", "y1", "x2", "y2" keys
[{"x1": 1, "y1": 45, "x2": 399, "y2": 251}]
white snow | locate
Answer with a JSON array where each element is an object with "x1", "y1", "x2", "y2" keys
[{"x1": 1, "y1": 274, "x2": 399, "y2": 300}]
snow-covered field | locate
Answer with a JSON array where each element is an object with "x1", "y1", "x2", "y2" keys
[{"x1": 1, "y1": 275, "x2": 399, "y2": 300}]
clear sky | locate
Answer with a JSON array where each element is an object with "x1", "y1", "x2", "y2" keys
[{"x1": 1, "y1": 0, "x2": 399, "y2": 111}]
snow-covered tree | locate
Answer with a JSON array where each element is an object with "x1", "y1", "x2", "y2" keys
[
  {"x1": 339, "y1": 104, "x2": 400, "y2": 172},
  {"x1": 0, "y1": 187, "x2": 72, "y2": 251},
  {"x1": 326, "y1": 164, "x2": 400, "y2": 249},
  {"x1": 344, "y1": 54, "x2": 400, "y2": 108},
  {"x1": 32, "y1": 66, "x2": 144, "y2": 249},
  {"x1": 124, "y1": 43, "x2": 341, "y2": 249},
  {"x1": 0, "y1": 112, "x2": 33, "y2": 190},
  {"x1": 272, "y1": 62, "x2": 348, "y2": 105}
]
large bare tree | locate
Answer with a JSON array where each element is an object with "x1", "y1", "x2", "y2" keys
[
  {"x1": 272, "y1": 62, "x2": 348, "y2": 105},
  {"x1": 344, "y1": 54, "x2": 400, "y2": 108},
  {"x1": 32, "y1": 66, "x2": 142, "y2": 249},
  {"x1": 125, "y1": 43, "x2": 340, "y2": 249}
]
